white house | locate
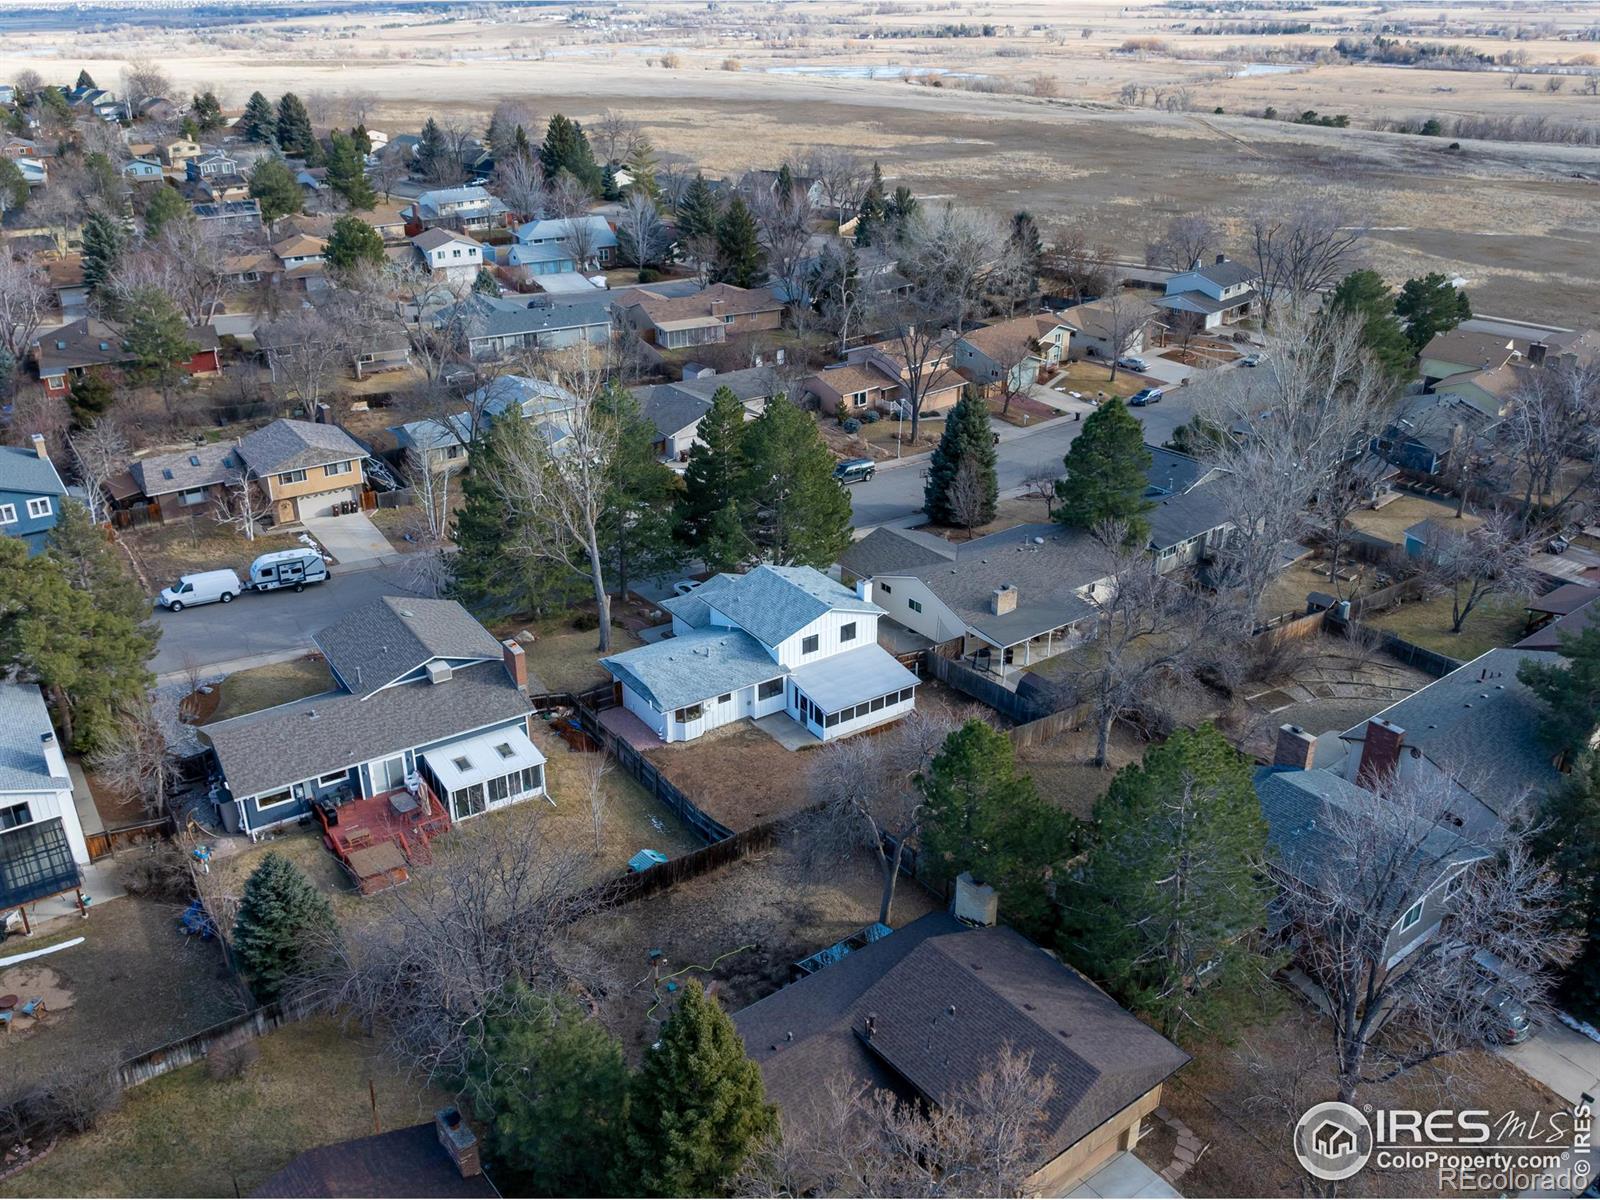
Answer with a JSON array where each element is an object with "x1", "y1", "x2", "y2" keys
[
  {"x1": 601, "y1": 566, "x2": 918, "y2": 744},
  {"x1": 1154, "y1": 255, "x2": 1259, "y2": 330},
  {"x1": 0, "y1": 683, "x2": 90, "y2": 921},
  {"x1": 412, "y1": 228, "x2": 484, "y2": 283}
]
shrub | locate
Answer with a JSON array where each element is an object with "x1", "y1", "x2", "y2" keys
[
  {"x1": 661, "y1": 52, "x2": 681, "y2": 68},
  {"x1": 29, "y1": 1061, "x2": 120, "y2": 1137},
  {"x1": 571, "y1": 611, "x2": 600, "y2": 631},
  {"x1": 721, "y1": 58, "x2": 742, "y2": 71},
  {"x1": 1214, "y1": 105, "x2": 1224, "y2": 114},
  {"x1": 860, "y1": 410, "x2": 880, "y2": 424},
  {"x1": 119, "y1": 841, "x2": 195, "y2": 904},
  {"x1": 841, "y1": 417, "x2": 861, "y2": 434},
  {"x1": 637, "y1": 268, "x2": 663, "y2": 283},
  {"x1": 207, "y1": 1038, "x2": 261, "y2": 1081}
]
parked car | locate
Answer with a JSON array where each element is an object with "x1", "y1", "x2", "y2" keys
[
  {"x1": 1548, "y1": 534, "x2": 1571, "y2": 555},
  {"x1": 1117, "y1": 355, "x2": 1150, "y2": 372},
  {"x1": 1128, "y1": 388, "x2": 1164, "y2": 407},
  {"x1": 1241, "y1": 353, "x2": 1264, "y2": 367},
  {"x1": 834, "y1": 458, "x2": 876, "y2": 484},
  {"x1": 159, "y1": 569, "x2": 243, "y2": 612},
  {"x1": 249, "y1": 548, "x2": 329, "y2": 593},
  {"x1": 1471, "y1": 949, "x2": 1535, "y2": 1045},
  {"x1": 671, "y1": 579, "x2": 703, "y2": 596}
]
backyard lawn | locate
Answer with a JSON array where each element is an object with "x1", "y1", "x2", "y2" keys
[
  {"x1": 490, "y1": 616, "x2": 643, "y2": 696},
  {"x1": 208, "y1": 657, "x2": 334, "y2": 722},
  {"x1": 1346, "y1": 494, "x2": 1482, "y2": 548},
  {"x1": 1369, "y1": 593, "x2": 1527, "y2": 663},
  {"x1": 0, "y1": 1018, "x2": 450, "y2": 1199}
]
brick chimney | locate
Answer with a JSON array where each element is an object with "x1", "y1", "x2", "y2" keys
[
  {"x1": 1273, "y1": 724, "x2": 1317, "y2": 771},
  {"x1": 434, "y1": 1108, "x2": 481, "y2": 1179},
  {"x1": 1529, "y1": 341, "x2": 1548, "y2": 368},
  {"x1": 1356, "y1": 717, "x2": 1406, "y2": 787},
  {"x1": 709, "y1": 298, "x2": 726, "y2": 318},
  {"x1": 30, "y1": 433, "x2": 47, "y2": 459},
  {"x1": 501, "y1": 639, "x2": 527, "y2": 690},
  {"x1": 1215, "y1": 252, "x2": 1227, "y2": 265},
  {"x1": 991, "y1": 583, "x2": 1018, "y2": 616}
]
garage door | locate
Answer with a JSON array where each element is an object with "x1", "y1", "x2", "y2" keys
[{"x1": 299, "y1": 488, "x2": 353, "y2": 518}]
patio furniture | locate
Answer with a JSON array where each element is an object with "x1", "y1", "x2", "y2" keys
[
  {"x1": 18, "y1": 997, "x2": 45, "y2": 1020},
  {"x1": 389, "y1": 792, "x2": 418, "y2": 816},
  {"x1": 0, "y1": 1012, "x2": 9, "y2": 1032},
  {"x1": 0, "y1": 994, "x2": 17, "y2": 1011}
]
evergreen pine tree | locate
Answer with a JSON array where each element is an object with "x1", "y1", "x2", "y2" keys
[
  {"x1": 676, "y1": 386, "x2": 751, "y2": 571},
  {"x1": 919, "y1": 720, "x2": 1080, "y2": 938},
  {"x1": 325, "y1": 214, "x2": 385, "y2": 272},
  {"x1": 190, "y1": 91, "x2": 224, "y2": 134},
  {"x1": 275, "y1": 92, "x2": 315, "y2": 159},
  {"x1": 248, "y1": 157, "x2": 303, "y2": 223},
  {"x1": 1055, "y1": 397, "x2": 1154, "y2": 544},
  {"x1": 180, "y1": 116, "x2": 200, "y2": 143},
  {"x1": 711, "y1": 195, "x2": 766, "y2": 288},
  {"x1": 417, "y1": 117, "x2": 447, "y2": 181},
  {"x1": 624, "y1": 136, "x2": 658, "y2": 197},
  {"x1": 1064, "y1": 726, "x2": 1280, "y2": 1040},
  {"x1": 122, "y1": 285, "x2": 197, "y2": 405},
  {"x1": 596, "y1": 385, "x2": 683, "y2": 601},
  {"x1": 142, "y1": 184, "x2": 190, "y2": 238},
  {"x1": 239, "y1": 91, "x2": 277, "y2": 144},
  {"x1": 739, "y1": 398, "x2": 851, "y2": 568},
  {"x1": 1395, "y1": 272, "x2": 1472, "y2": 353},
  {"x1": 773, "y1": 162, "x2": 795, "y2": 207},
  {"x1": 80, "y1": 207, "x2": 124, "y2": 295},
  {"x1": 1531, "y1": 755, "x2": 1600, "y2": 1017},
  {"x1": 1519, "y1": 625, "x2": 1600, "y2": 762},
  {"x1": 924, "y1": 388, "x2": 998, "y2": 528},
  {"x1": 232, "y1": 852, "x2": 335, "y2": 1001},
  {"x1": 75, "y1": 69, "x2": 97, "y2": 90},
  {"x1": 675, "y1": 173, "x2": 719, "y2": 239},
  {"x1": 325, "y1": 129, "x2": 376, "y2": 210},
  {"x1": 68, "y1": 370, "x2": 115, "y2": 423},
  {"x1": 855, "y1": 162, "x2": 886, "y2": 248},
  {"x1": 615, "y1": 981, "x2": 777, "y2": 1198},
  {"x1": 1007, "y1": 210, "x2": 1044, "y2": 306},
  {"x1": 0, "y1": 158, "x2": 28, "y2": 218},
  {"x1": 1329, "y1": 269, "x2": 1415, "y2": 382},
  {"x1": 472, "y1": 266, "x2": 499, "y2": 295},
  {"x1": 467, "y1": 984, "x2": 628, "y2": 1196},
  {"x1": 601, "y1": 160, "x2": 621, "y2": 202},
  {"x1": 350, "y1": 124, "x2": 372, "y2": 156},
  {"x1": 510, "y1": 124, "x2": 533, "y2": 163},
  {"x1": 539, "y1": 113, "x2": 600, "y2": 192}
]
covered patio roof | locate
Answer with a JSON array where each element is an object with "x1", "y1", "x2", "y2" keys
[{"x1": 789, "y1": 645, "x2": 918, "y2": 714}]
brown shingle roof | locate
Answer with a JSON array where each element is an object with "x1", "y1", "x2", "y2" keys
[
  {"x1": 252, "y1": 1122, "x2": 500, "y2": 1199},
  {"x1": 624, "y1": 283, "x2": 781, "y2": 329}
]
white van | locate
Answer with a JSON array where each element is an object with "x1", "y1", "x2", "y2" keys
[
  {"x1": 159, "y1": 569, "x2": 243, "y2": 612},
  {"x1": 249, "y1": 548, "x2": 329, "y2": 593}
]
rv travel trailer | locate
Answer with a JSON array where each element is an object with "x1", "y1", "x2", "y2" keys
[{"x1": 248, "y1": 548, "x2": 329, "y2": 593}]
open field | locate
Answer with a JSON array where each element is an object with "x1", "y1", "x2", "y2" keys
[
  {"x1": 3, "y1": 2, "x2": 1597, "y2": 325},
  {"x1": 0, "y1": 1018, "x2": 450, "y2": 1200}
]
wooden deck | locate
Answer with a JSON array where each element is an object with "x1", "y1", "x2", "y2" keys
[{"x1": 313, "y1": 782, "x2": 452, "y2": 894}]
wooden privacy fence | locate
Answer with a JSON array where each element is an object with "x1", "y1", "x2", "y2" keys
[
  {"x1": 115, "y1": 999, "x2": 310, "y2": 1089},
  {"x1": 923, "y1": 650, "x2": 1052, "y2": 724},
  {"x1": 578, "y1": 820, "x2": 781, "y2": 912},
  {"x1": 573, "y1": 702, "x2": 734, "y2": 844}
]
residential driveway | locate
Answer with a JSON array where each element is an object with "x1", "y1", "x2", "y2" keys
[
  {"x1": 1500, "y1": 1017, "x2": 1600, "y2": 1105},
  {"x1": 1064, "y1": 1152, "x2": 1182, "y2": 1199},
  {"x1": 303, "y1": 512, "x2": 395, "y2": 567},
  {"x1": 1131, "y1": 355, "x2": 1197, "y2": 387}
]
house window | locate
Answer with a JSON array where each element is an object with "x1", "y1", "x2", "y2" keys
[
  {"x1": 255, "y1": 787, "x2": 295, "y2": 810},
  {"x1": 825, "y1": 711, "x2": 839, "y2": 728},
  {"x1": 840, "y1": 622, "x2": 856, "y2": 643},
  {"x1": 718, "y1": 693, "x2": 732, "y2": 704},
  {"x1": 1445, "y1": 871, "x2": 1467, "y2": 898},
  {"x1": 1398, "y1": 899, "x2": 1425, "y2": 933},
  {"x1": 673, "y1": 704, "x2": 704, "y2": 723},
  {"x1": 758, "y1": 678, "x2": 783, "y2": 701},
  {"x1": 908, "y1": 599, "x2": 923, "y2": 614},
  {"x1": 802, "y1": 634, "x2": 819, "y2": 655},
  {"x1": 317, "y1": 769, "x2": 348, "y2": 787},
  {"x1": 0, "y1": 504, "x2": 16, "y2": 525},
  {"x1": 324, "y1": 461, "x2": 352, "y2": 476},
  {"x1": 279, "y1": 469, "x2": 308, "y2": 485},
  {"x1": 179, "y1": 489, "x2": 207, "y2": 508},
  {"x1": 879, "y1": 583, "x2": 891, "y2": 594},
  {"x1": 26, "y1": 497, "x2": 52, "y2": 519},
  {"x1": 0, "y1": 802, "x2": 33, "y2": 830}
]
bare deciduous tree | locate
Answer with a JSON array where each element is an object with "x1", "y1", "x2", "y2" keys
[
  {"x1": 213, "y1": 476, "x2": 273, "y2": 542},
  {"x1": 948, "y1": 456, "x2": 991, "y2": 539},
  {"x1": 575, "y1": 752, "x2": 612, "y2": 854},
  {"x1": 301, "y1": 815, "x2": 603, "y2": 1082},
  {"x1": 1023, "y1": 461, "x2": 1058, "y2": 518},
  {"x1": 1274, "y1": 771, "x2": 1572, "y2": 1105},
  {"x1": 1499, "y1": 356, "x2": 1600, "y2": 519},
  {"x1": 882, "y1": 296, "x2": 960, "y2": 446},
  {"x1": 740, "y1": 1046, "x2": 1056, "y2": 1198},
  {"x1": 0, "y1": 252, "x2": 49, "y2": 399},
  {"x1": 89, "y1": 696, "x2": 174, "y2": 818},
  {"x1": 260, "y1": 305, "x2": 356, "y2": 410},
  {"x1": 1245, "y1": 200, "x2": 1367, "y2": 329},
  {"x1": 1041, "y1": 222, "x2": 1114, "y2": 304},
  {"x1": 489, "y1": 150, "x2": 547, "y2": 221},
  {"x1": 1416, "y1": 510, "x2": 1539, "y2": 635},
  {"x1": 1145, "y1": 211, "x2": 1225, "y2": 270},
  {"x1": 591, "y1": 109, "x2": 645, "y2": 164},
  {"x1": 805, "y1": 147, "x2": 867, "y2": 225},
  {"x1": 901, "y1": 203, "x2": 1005, "y2": 333},
  {"x1": 120, "y1": 58, "x2": 172, "y2": 113},
  {"x1": 750, "y1": 184, "x2": 817, "y2": 331},
  {"x1": 1095, "y1": 279, "x2": 1147, "y2": 383},
  {"x1": 614, "y1": 190, "x2": 667, "y2": 279},
  {"x1": 68, "y1": 419, "x2": 130, "y2": 526},
  {"x1": 483, "y1": 358, "x2": 623, "y2": 651}
]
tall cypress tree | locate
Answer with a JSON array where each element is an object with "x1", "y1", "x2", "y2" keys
[
  {"x1": 275, "y1": 92, "x2": 315, "y2": 159},
  {"x1": 75, "y1": 69, "x2": 97, "y2": 90},
  {"x1": 1063, "y1": 725, "x2": 1280, "y2": 1041},
  {"x1": 539, "y1": 113, "x2": 600, "y2": 192},
  {"x1": 1055, "y1": 397, "x2": 1154, "y2": 545},
  {"x1": 855, "y1": 161, "x2": 886, "y2": 247},
  {"x1": 739, "y1": 397, "x2": 850, "y2": 568},
  {"x1": 615, "y1": 982, "x2": 777, "y2": 1198},
  {"x1": 711, "y1": 195, "x2": 766, "y2": 289},
  {"x1": 675, "y1": 173, "x2": 719, "y2": 240},
  {"x1": 924, "y1": 388, "x2": 998, "y2": 528},
  {"x1": 239, "y1": 91, "x2": 277, "y2": 144},
  {"x1": 80, "y1": 207, "x2": 124, "y2": 294},
  {"x1": 676, "y1": 386, "x2": 750, "y2": 572},
  {"x1": 232, "y1": 852, "x2": 335, "y2": 1002}
]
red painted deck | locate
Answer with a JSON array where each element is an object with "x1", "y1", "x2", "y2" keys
[{"x1": 314, "y1": 781, "x2": 452, "y2": 894}]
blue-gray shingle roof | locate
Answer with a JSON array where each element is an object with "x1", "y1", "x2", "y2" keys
[
  {"x1": 705, "y1": 565, "x2": 882, "y2": 647},
  {"x1": 602, "y1": 630, "x2": 786, "y2": 712},
  {"x1": 0, "y1": 444, "x2": 68, "y2": 498},
  {"x1": 0, "y1": 683, "x2": 69, "y2": 793}
]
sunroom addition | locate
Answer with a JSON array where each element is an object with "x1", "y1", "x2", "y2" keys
[{"x1": 418, "y1": 727, "x2": 548, "y2": 822}]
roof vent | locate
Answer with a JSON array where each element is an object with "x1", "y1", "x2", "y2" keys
[
  {"x1": 307, "y1": 708, "x2": 318, "y2": 720},
  {"x1": 426, "y1": 660, "x2": 454, "y2": 685},
  {"x1": 399, "y1": 609, "x2": 415, "y2": 617}
]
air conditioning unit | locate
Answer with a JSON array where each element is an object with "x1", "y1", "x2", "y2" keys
[{"x1": 425, "y1": 661, "x2": 454, "y2": 685}]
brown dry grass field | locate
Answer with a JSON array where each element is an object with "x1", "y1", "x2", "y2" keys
[{"x1": 4, "y1": 1, "x2": 1598, "y2": 324}]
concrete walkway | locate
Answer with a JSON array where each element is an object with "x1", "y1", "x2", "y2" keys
[
  {"x1": 1065, "y1": 1151, "x2": 1183, "y2": 1198},
  {"x1": 303, "y1": 511, "x2": 395, "y2": 567},
  {"x1": 1500, "y1": 1016, "x2": 1600, "y2": 1106}
]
